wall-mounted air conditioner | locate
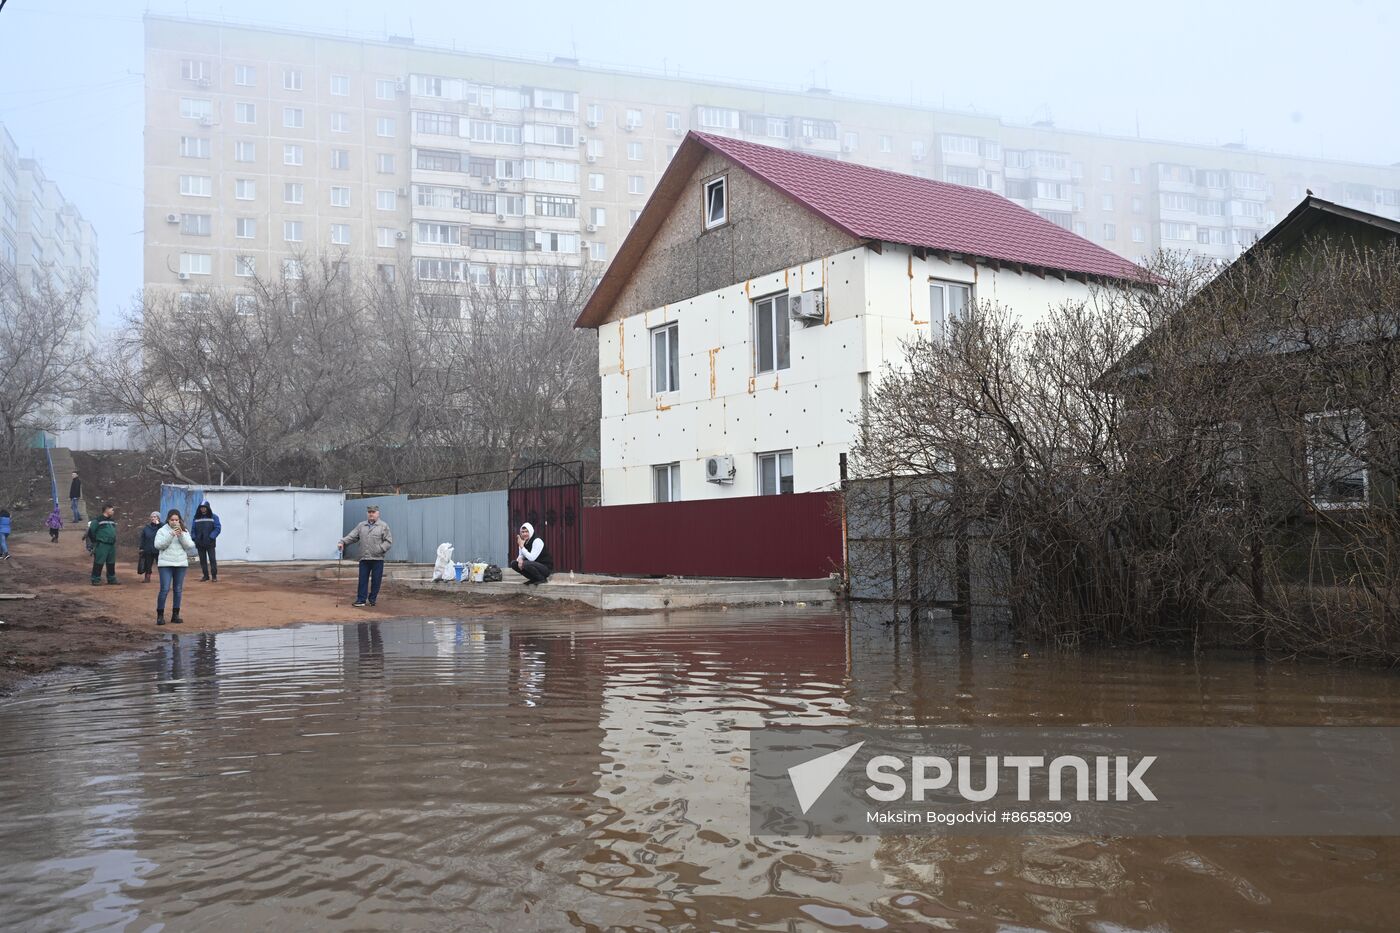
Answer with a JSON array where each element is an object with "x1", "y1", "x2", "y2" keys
[
  {"x1": 165, "y1": 213, "x2": 180, "y2": 224},
  {"x1": 586, "y1": 154, "x2": 597, "y2": 163},
  {"x1": 395, "y1": 230, "x2": 407, "y2": 240},
  {"x1": 790, "y1": 288, "x2": 825, "y2": 324},
  {"x1": 198, "y1": 116, "x2": 214, "y2": 127},
  {"x1": 585, "y1": 223, "x2": 597, "y2": 233},
  {"x1": 196, "y1": 76, "x2": 212, "y2": 88},
  {"x1": 705, "y1": 455, "x2": 736, "y2": 484},
  {"x1": 177, "y1": 271, "x2": 190, "y2": 281},
  {"x1": 497, "y1": 179, "x2": 508, "y2": 189},
  {"x1": 495, "y1": 213, "x2": 506, "y2": 222}
]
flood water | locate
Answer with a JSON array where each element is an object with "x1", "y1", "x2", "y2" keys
[{"x1": 2, "y1": 608, "x2": 1399, "y2": 931}]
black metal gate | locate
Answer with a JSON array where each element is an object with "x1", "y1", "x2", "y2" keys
[{"x1": 508, "y1": 461, "x2": 583, "y2": 573}]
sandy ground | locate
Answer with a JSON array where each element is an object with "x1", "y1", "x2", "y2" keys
[{"x1": 0, "y1": 529, "x2": 591, "y2": 695}]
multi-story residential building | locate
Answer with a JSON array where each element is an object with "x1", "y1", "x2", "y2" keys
[
  {"x1": 0, "y1": 122, "x2": 99, "y2": 324},
  {"x1": 576, "y1": 133, "x2": 1148, "y2": 505},
  {"x1": 144, "y1": 15, "x2": 1400, "y2": 305}
]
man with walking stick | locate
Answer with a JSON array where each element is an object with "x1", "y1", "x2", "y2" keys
[{"x1": 337, "y1": 505, "x2": 393, "y2": 608}]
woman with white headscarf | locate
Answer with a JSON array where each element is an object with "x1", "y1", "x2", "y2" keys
[{"x1": 511, "y1": 522, "x2": 553, "y2": 585}]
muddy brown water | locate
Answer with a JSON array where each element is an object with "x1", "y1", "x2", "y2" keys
[{"x1": 1, "y1": 607, "x2": 1399, "y2": 931}]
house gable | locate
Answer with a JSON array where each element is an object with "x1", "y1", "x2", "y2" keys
[{"x1": 599, "y1": 149, "x2": 861, "y2": 326}]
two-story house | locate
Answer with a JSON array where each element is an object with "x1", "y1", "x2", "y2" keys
[{"x1": 576, "y1": 132, "x2": 1148, "y2": 506}]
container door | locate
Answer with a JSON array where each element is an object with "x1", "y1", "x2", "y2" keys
[{"x1": 291, "y1": 492, "x2": 343, "y2": 560}]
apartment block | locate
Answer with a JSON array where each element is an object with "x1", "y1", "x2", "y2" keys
[
  {"x1": 144, "y1": 15, "x2": 1400, "y2": 306},
  {"x1": 0, "y1": 121, "x2": 99, "y2": 323}
]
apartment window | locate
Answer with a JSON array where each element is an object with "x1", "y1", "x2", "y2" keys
[
  {"x1": 378, "y1": 153, "x2": 396, "y2": 174},
  {"x1": 588, "y1": 241, "x2": 606, "y2": 262},
  {"x1": 912, "y1": 140, "x2": 926, "y2": 159},
  {"x1": 624, "y1": 107, "x2": 643, "y2": 129},
  {"x1": 843, "y1": 130, "x2": 859, "y2": 151},
  {"x1": 585, "y1": 103, "x2": 603, "y2": 125},
  {"x1": 666, "y1": 111, "x2": 681, "y2": 131},
  {"x1": 1162, "y1": 222, "x2": 1193, "y2": 241},
  {"x1": 329, "y1": 223, "x2": 350, "y2": 245},
  {"x1": 233, "y1": 64, "x2": 256, "y2": 87},
  {"x1": 651, "y1": 322, "x2": 679, "y2": 394},
  {"x1": 1131, "y1": 196, "x2": 1144, "y2": 213},
  {"x1": 179, "y1": 213, "x2": 211, "y2": 236},
  {"x1": 653, "y1": 463, "x2": 681, "y2": 503},
  {"x1": 283, "y1": 182, "x2": 304, "y2": 204},
  {"x1": 528, "y1": 230, "x2": 572, "y2": 253},
  {"x1": 1131, "y1": 225, "x2": 1145, "y2": 243},
  {"x1": 703, "y1": 176, "x2": 726, "y2": 227},
  {"x1": 376, "y1": 116, "x2": 396, "y2": 137},
  {"x1": 180, "y1": 136, "x2": 210, "y2": 159},
  {"x1": 1131, "y1": 167, "x2": 1143, "y2": 184},
  {"x1": 415, "y1": 111, "x2": 457, "y2": 135},
  {"x1": 233, "y1": 140, "x2": 255, "y2": 162},
  {"x1": 330, "y1": 74, "x2": 349, "y2": 96},
  {"x1": 330, "y1": 186, "x2": 351, "y2": 207},
  {"x1": 753, "y1": 293, "x2": 790, "y2": 374},
  {"x1": 1101, "y1": 194, "x2": 1114, "y2": 211},
  {"x1": 235, "y1": 217, "x2": 256, "y2": 239},
  {"x1": 879, "y1": 135, "x2": 892, "y2": 153},
  {"x1": 283, "y1": 144, "x2": 303, "y2": 166},
  {"x1": 234, "y1": 294, "x2": 257, "y2": 314},
  {"x1": 178, "y1": 253, "x2": 211, "y2": 276},
  {"x1": 417, "y1": 222, "x2": 462, "y2": 245},
  {"x1": 532, "y1": 88, "x2": 576, "y2": 111},
  {"x1": 589, "y1": 207, "x2": 606, "y2": 227},
  {"x1": 283, "y1": 259, "x2": 303, "y2": 280},
  {"x1": 627, "y1": 141, "x2": 643, "y2": 161},
  {"x1": 377, "y1": 263, "x2": 396, "y2": 283},
  {"x1": 1101, "y1": 165, "x2": 1114, "y2": 181},
  {"x1": 1073, "y1": 221, "x2": 1087, "y2": 236},
  {"x1": 757, "y1": 451, "x2": 794, "y2": 496},
  {"x1": 283, "y1": 220, "x2": 303, "y2": 242},
  {"x1": 235, "y1": 102, "x2": 256, "y2": 124},
  {"x1": 330, "y1": 149, "x2": 350, "y2": 170},
  {"x1": 282, "y1": 68, "x2": 302, "y2": 91},
  {"x1": 377, "y1": 227, "x2": 397, "y2": 248},
  {"x1": 1072, "y1": 191, "x2": 1086, "y2": 210},
  {"x1": 179, "y1": 174, "x2": 211, "y2": 197},
  {"x1": 376, "y1": 189, "x2": 397, "y2": 211},
  {"x1": 234, "y1": 255, "x2": 255, "y2": 277},
  {"x1": 1071, "y1": 161, "x2": 1084, "y2": 179},
  {"x1": 179, "y1": 97, "x2": 212, "y2": 120},
  {"x1": 929, "y1": 279, "x2": 971, "y2": 342},
  {"x1": 589, "y1": 173, "x2": 605, "y2": 192},
  {"x1": 415, "y1": 149, "x2": 460, "y2": 172},
  {"x1": 1306, "y1": 411, "x2": 1368, "y2": 509},
  {"x1": 696, "y1": 106, "x2": 738, "y2": 129},
  {"x1": 628, "y1": 175, "x2": 645, "y2": 195},
  {"x1": 376, "y1": 78, "x2": 396, "y2": 100},
  {"x1": 535, "y1": 194, "x2": 577, "y2": 218},
  {"x1": 330, "y1": 112, "x2": 349, "y2": 133},
  {"x1": 1103, "y1": 222, "x2": 1117, "y2": 241},
  {"x1": 283, "y1": 107, "x2": 304, "y2": 128},
  {"x1": 235, "y1": 178, "x2": 256, "y2": 200}
]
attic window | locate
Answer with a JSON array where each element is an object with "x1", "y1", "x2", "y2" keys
[{"x1": 703, "y1": 176, "x2": 727, "y2": 229}]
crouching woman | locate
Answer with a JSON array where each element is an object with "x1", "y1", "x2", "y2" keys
[
  {"x1": 511, "y1": 522, "x2": 553, "y2": 585},
  {"x1": 153, "y1": 509, "x2": 196, "y2": 626}
]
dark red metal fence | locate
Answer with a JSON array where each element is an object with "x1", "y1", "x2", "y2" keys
[
  {"x1": 508, "y1": 462, "x2": 583, "y2": 573},
  {"x1": 581, "y1": 491, "x2": 843, "y2": 579}
]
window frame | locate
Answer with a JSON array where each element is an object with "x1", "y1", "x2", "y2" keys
[
  {"x1": 703, "y1": 175, "x2": 727, "y2": 230},
  {"x1": 757, "y1": 450, "x2": 794, "y2": 496},
  {"x1": 1305, "y1": 410, "x2": 1370, "y2": 510},
  {"x1": 752, "y1": 292, "x2": 791, "y2": 375},
  {"x1": 928, "y1": 278, "x2": 972, "y2": 342},
  {"x1": 653, "y1": 463, "x2": 681, "y2": 503},
  {"x1": 650, "y1": 322, "x2": 680, "y2": 396}
]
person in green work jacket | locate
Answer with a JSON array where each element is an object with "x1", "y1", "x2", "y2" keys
[{"x1": 88, "y1": 504, "x2": 120, "y2": 585}]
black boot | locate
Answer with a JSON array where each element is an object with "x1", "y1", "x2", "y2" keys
[
  {"x1": 156, "y1": 612, "x2": 166, "y2": 626},
  {"x1": 171, "y1": 609, "x2": 183, "y2": 625}
]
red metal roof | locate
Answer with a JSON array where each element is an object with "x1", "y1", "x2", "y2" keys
[{"x1": 692, "y1": 131, "x2": 1148, "y2": 283}]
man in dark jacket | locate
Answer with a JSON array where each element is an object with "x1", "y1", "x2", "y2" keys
[
  {"x1": 69, "y1": 472, "x2": 83, "y2": 523},
  {"x1": 88, "y1": 505, "x2": 119, "y2": 585},
  {"x1": 191, "y1": 501, "x2": 221, "y2": 581},
  {"x1": 137, "y1": 512, "x2": 162, "y2": 582}
]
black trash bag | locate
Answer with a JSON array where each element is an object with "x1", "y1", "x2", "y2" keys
[{"x1": 483, "y1": 564, "x2": 503, "y2": 583}]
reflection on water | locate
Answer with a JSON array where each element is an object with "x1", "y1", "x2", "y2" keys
[{"x1": 1, "y1": 608, "x2": 1399, "y2": 930}]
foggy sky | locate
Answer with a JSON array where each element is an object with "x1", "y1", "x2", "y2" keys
[{"x1": 0, "y1": 0, "x2": 1395, "y2": 327}]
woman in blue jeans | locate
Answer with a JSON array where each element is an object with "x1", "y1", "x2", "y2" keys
[{"x1": 153, "y1": 509, "x2": 196, "y2": 626}]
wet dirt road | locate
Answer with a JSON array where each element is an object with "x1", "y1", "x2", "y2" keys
[{"x1": 1, "y1": 608, "x2": 1399, "y2": 930}]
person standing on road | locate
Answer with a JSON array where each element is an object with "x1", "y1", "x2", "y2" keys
[
  {"x1": 510, "y1": 522, "x2": 553, "y2": 585},
  {"x1": 137, "y1": 511, "x2": 163, "y2": 582},
  {"x1": 69, "y1": 472, "x2": 83, "y2": 523},
  {"x1": 87, "y1": 505, "x2": 120, "y2": 585},
  {"x1": 0, "y1": 509, "x2": 10, "y2": 560},
  {"x1": 153, "y1": 509, "x2": 195, "y2": 626},
  {"x1": 46, "y1": 505, "x2": 62, "y2": 543},
  {"x1": 191, "y1": 501, "x2": 221, "y2": 582},
  {"x1": 337, "y1": 504, "x2": 392, "y2": 608}
]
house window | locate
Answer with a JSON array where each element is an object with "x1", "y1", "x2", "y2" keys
[
  {"x1": 179, "y1": 175, "x2": 211, "y2": 197},
  {"x1": 376, "y1": 78, "x2": 396, "y2": 100},
  {"x1": 330, "y1": 149, "x2": 350, "y2": 170},
  {"x1": 233, "y1": 140, "x2": 255, "y2": 162},
  {"x1": 589, "y1": 207, "x2": 606, "y2": 227},
  {"x1": 234, "y1": 179, "x2": 256, "y2": 200},
  {"x1": 376, "y1": 116, "x2": 396, "y2": 137},
  {"x1": 666, "y1": 111, "x2": 681, "y2": 131},
  {"x1": 179, "y1": 97, "x2": 212, "y2": 120},
  {"x1": 377, "y1": 189, "x2": 397, "y2": 211},
  {"x1": 329, "y1": 223, "x2": 351, "y2": 245},
  {"x1": 283, "y1": 68, "x2": 302, "y2": 91},
  {"x1": 703, "y1": 176, "x2": 727, "y2": 229},
  {"x1": 283, "y1": 220, "x2": 303, "y2": 242},
  {"x1": 628, "y1": 174, "x2": 645, "y2": 195},
  {"x1": 180, "y1": 213, "x2": 211, "y2": 236},
  {"x1": 651, "y1": 322, "x2": 679, "y2": 395},
  {"x1": 625, "y1": 108, "x2": 643, "y2": 128},
  {"x1": 588, "y1": 241, "x2": 606, "y2": 262},
  {"x1": 330, "y1": 112, "x2": 349, "y2": 133},
  {"x1": 330, "y1": 74, "x2": 349, "y2": 96},
  {"x1": 233, "y1": 64, "x2": 256, "y2": 87},
  {"x1": 1103, "y1": 222, "x2": 1117, "y2": 241},
  {"x1": 757, "y1": 450, "x2": 794, "y2": 496},
  {"x1": 589, "y1": 173, "x2": 605, "y2": 191},
  {"x1": 753, "y1": 293, "x2": 790, "y2": 374},
  {"x1": 283, "y1": 107, "x2": 304, "y2": 128},
  {"x1": 235, "y1": 217, "x2": 256, "y2": 239},
  {"x1": 653, "y1": 463, "x2": 681, "y2": 503},
  {"x1": 627, "y1": 141, "x2": 643, "y2": 160},
  {"x1": 1306, "y1": 411, "x2": 1368, "y2": 509},
  {"x1": 330, "y1": 186, "x2": 351, "y2": 207},
  {"x1": 178, "y1": 253, "x2": 211, "y2": 275},
  {"x1": 235, "y1": 102, "x2": 256, "y2": 124},
  {"x1": 377, "y1": 227, "x2": 397, "y2": 248},
  {"x1": 234, "y1": 255, "x2": 255, "y2": 277},
  {"x1": 1131, "y1": 225, "x2": 1145, "y2": 243},
  {"x1": 378, "y1": 153, "x2": 396, "y2": 174},
  {"x1": 283, "y1": 182, "x2": 304, "y2": 204},
  {"x1": 180, "y1": 136, "x2": 210, "y2": 158},
  {"x1": 283, "y1": 144, "x2": 303, "y2": 166},
  {"x1": 929, "y1": 279, "x2": 972, "y2": 342}
]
